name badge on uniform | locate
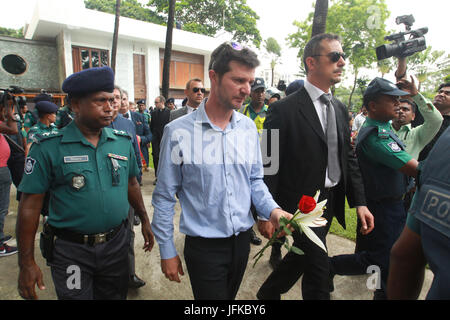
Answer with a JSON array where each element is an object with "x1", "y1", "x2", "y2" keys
[
  {"x1": 64, "y1": 155, "x2": 89, "y2": 163},
  {"x1": 72, "y1": 175, "x2": 86, "y2": 190},
  {"x1": 388, "y1": 142, "x2": 401, "y2": 152}
]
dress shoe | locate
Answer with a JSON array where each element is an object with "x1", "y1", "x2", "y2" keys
[
  {"x1": 269, "y1": 246, "x2": 282, "y2": 270},
  {"x1": 128, "y1": 274, "x2": 146, "y2": 289},
  {"x1": 134, "y1": 215, "x2": 141, "y2": 226},
  {"x1": 250, "y1": 229, "x2": 262, "y2": 245}
]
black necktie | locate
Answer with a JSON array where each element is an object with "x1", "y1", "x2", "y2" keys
[
  {"x1": 123, "y1": 113, "x2": 129, "y2": 118},
  {"x1": 319, "y1": 93, "x2": 341, "y2": 183}
]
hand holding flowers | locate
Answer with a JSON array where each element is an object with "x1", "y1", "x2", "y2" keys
[{"x1": 253, "y1": 191, "x2": 328, "y2": 267}]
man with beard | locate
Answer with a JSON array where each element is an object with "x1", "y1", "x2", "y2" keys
[{"x1": 152, "y1": 42, "x2": 292, "y2": 300}]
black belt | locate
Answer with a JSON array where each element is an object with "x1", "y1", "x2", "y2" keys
[{"x1": 50, "y1": 220, "x2": 125, "y2": 246}]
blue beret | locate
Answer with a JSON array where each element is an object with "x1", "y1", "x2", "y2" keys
[
  {"x1": 33, "y1": 93, "x2": 52, "y2": 103},
  {"x1": 35, "y1": 101, "x2": 59, "y2": 114},
  {"x1": 137, "y1": 99, "x2": 146, "y2": 105},
  {"x1": 286, "y1": 80, "x2": 305, "y2": 96},
  {"x1": 62, "y1": 66, "x2": 115, "y2": 96},
  {"x1": 364, "y1": 77, "x2": 409, "y2": 98}
]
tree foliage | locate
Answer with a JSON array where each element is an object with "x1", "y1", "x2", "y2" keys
[
  {"x1": 85, "y1": 0, "x2": 261, "y2": 47},
  {"x1": 287, "y1": 0, "x2": 390, "y2": 108},
  {"x1": 265, "y1": 37, "x2": 282, "y2": 86},
  {"x1": 0, "y1": 27, "x2": 24, "y2": 39}
]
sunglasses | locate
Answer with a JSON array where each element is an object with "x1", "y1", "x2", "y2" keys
[
  {"x1": 312, "y1": 51, "x2": 346, "y2": 63},
  {"x1": 193, "y1": 87, "x2": 206, "y2": 94}
]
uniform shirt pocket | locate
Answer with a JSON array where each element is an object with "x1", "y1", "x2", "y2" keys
[{"x1": 62, "y1": 163, "x2": 95, "y2": 192}]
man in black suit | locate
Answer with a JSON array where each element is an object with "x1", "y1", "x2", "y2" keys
[
  {"x1": 169, "y1": 78, "x2": 205, "y2": 122},
  {"x1": 150, "y1": 95, "x2": 170, "y2": 184},
  {"x1": 257, "y1": 33, "x2": 373, "y2": 300}
]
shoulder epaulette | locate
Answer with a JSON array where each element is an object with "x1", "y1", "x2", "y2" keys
[
  {"x1": 31, "y1": 131, "x2": 62, "y2": 144},
  {"x1": 377, "y1": 127, "x2": 390, "y2": 139},
  {"x1": 112, "y1": 129, "x2": 132, "y2": 139}
]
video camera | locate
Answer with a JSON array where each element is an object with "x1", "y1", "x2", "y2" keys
[
  {"x1": 0, "y1": 85, "x2": 25, "y2": 116},
  {"x1": 376, "y1": 14, "x2": 428, "y2": 60}
]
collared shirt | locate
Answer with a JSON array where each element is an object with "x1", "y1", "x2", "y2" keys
[
  {"x1": 391, "y1": 93, "x2": 443, "y2": 160},
  {"x1": 304, "y1": 79, "x2": 341, "y2": 188},
  {"x1": 151, "y1": 100, "x2": 279, "y2": 259},
  {"x1": 18, "y1": 121, "x2": 139, "y2": 233},
  {"x1": 186, "y1": 105, "x2": 198, "y2": 114}
]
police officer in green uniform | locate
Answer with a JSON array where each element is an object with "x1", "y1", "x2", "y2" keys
[
  {"x1": 16, "y1": 66, "x2": 154, "y2": 300},
  {"x1": 23, "y1": 93, "x2": 52, "y2": 133},
  {"x1": 388, "y1": 127, "x2": 450, "y2": 299},
  {"x1": 329, "y1": 77, "x2": 419, "y2": 300},
  {"x1": 26, "y1": 101, "x2": 59, "y2": 148}
]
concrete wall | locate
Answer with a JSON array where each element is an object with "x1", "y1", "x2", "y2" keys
[{"x1": 0, "y1": 36, "x2": 60, "y2": 92}]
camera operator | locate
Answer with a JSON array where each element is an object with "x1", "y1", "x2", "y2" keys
[
  {"x1": 0, "y1": 92, "x2": 19, "y2": 256},
  {"x1": 6, "y1": 97, "x2": 27, "y2": 203}
]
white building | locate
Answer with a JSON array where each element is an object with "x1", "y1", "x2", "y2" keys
[{"x1": 23, "y1": 0, "x2": 223, "y2": 103}]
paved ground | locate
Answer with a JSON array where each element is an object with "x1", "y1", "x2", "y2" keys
[{"x1": 0, "y1": 168, "x2": 433, "y2": 300}]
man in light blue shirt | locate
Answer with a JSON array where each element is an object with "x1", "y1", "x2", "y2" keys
[{"x1": 151, "y1": 42, "x2": 292, "y2": 300}]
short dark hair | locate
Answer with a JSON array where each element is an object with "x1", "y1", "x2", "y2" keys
[
  {"x1": 186, "y1": 78, "x2": 202, "y2": 90},
  {"x1": 438, "y1": 82, "x2": 450, "y2": 91},
  {"x1": 399, "y1": 98, "x2": 417, "y2": 113},
  {"x1": 303, "y1": 33, "x2": 341, "y2": 74},
  {"x1": 208, "y1": 42, "x2": 260, "y2": 77}
]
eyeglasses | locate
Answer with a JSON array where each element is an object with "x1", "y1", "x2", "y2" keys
[
  {"x1": 312, "y1": 51, "x2": 346, "y2": 63},
  {"x1": 193, "y1": 87, "x2": 206, "y2": 94}
]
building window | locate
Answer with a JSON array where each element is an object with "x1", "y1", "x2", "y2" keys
[
  {"x1": 72, "y1": 46, "x2": 109, "y2": 72},
  {"x1": 1, "y1": 54, "x2": 27, "y2": 75}
]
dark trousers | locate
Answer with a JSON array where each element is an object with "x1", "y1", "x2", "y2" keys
[
  {"x1": 48, "y1": 222, "x2": 130, "y2": 300},
  {"x1": 258, "y1": 187, "x2": 335, "y2": 300},
  {"x1": 151, "y1": 139, "x2": 161, "y2": 177},
  {"x1": 330, "y1": 199, "x2": 407, "y2": 299},
  {"x1": 184, "y1": 229, "x2": 251, "y2": 300}
]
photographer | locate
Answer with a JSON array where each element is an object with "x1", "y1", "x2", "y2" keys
[{"x1": 0, "y1": 92, "x2": 18, "y2": 256}]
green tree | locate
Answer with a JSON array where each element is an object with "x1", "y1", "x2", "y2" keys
[
  {"x1": 0, "y1": 27, "x2": 24, "y2": 39},
  {"x1": 85, "y1": 0, "x2": 165, "y2": 24},
  {"x1": 265, "y1": 37, "x2": 281, "y2": 86},
  {"x1": 149, "y1": 0, "x2": 262, "y2": 47},
  {"x1": 405, "y1": 47, "x2": 447, "y2": 92},
  {"x1": 85, "y1": 0, "x2": 261, "y2": 47},
  {"x1": 377, "y1": 59, "x2": 393, "y2": 78},
  {"x1": 288, "y1": 0, "x2": 390, "y2": 107}
]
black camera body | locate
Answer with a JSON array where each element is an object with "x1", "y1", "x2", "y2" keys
[{"x1": 376, "y1": 14, "x2": 428, "y2": 60}]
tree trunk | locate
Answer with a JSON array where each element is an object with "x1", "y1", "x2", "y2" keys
[
  {"x1": 162, "y1": 0, "x2": 176, "y2": 99},
  {"x1": 111, "y1": 0, "x2": 121, "y2": 73},
  {"x1": 348, "y1": 69, "x2": 359, "y2": 108},
  {"x1": 311, "y1": 0, "x2": 329, "y2": 37}
]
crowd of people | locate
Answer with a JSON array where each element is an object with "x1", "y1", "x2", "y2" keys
[{"x1": 0, "y1": 33, "x2": 449, "y2": 301}]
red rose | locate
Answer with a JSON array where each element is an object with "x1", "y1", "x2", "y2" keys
[{"x1": 298, "y1": 195, "x2": 316, "y2": 214}]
